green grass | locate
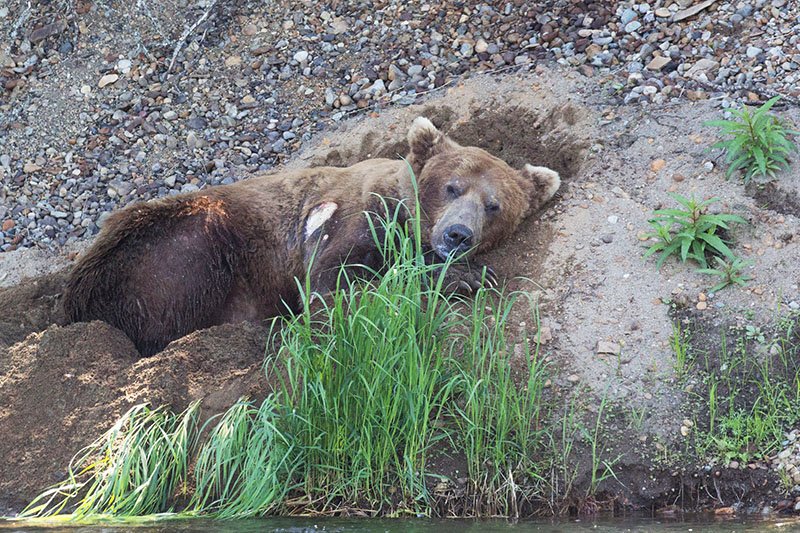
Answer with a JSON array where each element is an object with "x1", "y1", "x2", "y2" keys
[
  {"x1": 22, "y1": 177, "x2": 558, "y2": 519},
  {"x1": 685, "y1": 316, "x2": 800, "y2": 465},
  {"x1": 22, "y1": 403, "x2": 200, "y2": 518}
]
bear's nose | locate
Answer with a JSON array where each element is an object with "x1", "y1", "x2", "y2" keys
[{"x1": 443, "y1": 224, "x2": 474, "y2": 251}]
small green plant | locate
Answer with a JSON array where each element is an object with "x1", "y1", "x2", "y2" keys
[
  {"x1": 643, "y1": 194, "x2": 746, "y2": 269},
  {"x1": 671, "y1": 322, "x2": 691, "y2": 377},
  {"x1": 744, "y1": 324, "x2": 765, "y2": 344},
  {"x1": 582, "y1": 394, "x2": 622, "y2": 497},
  {"x1": 707, "y1": 96, "x2": 799, "y2": 183},
  {"x1": 696, "y1": 256, "x2": 753, "y2": 292}
]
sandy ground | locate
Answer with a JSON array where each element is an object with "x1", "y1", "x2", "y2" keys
[{"x1": 1, "y1": 66, "x2": 799, "y2": 514}]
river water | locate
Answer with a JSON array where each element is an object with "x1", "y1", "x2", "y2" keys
[{"x1": 3, "y1": 516, "x2": 800, "y2": 532}]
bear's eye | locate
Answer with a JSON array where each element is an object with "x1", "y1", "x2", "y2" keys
[
  {"x1": 445, "y1": 184, "x2": 462, "y2": 198},
  {"x1": 485, "y1": 202, "x2": 501, "y2": 214}
]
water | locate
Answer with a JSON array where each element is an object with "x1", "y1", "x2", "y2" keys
[{"x1": 3, "y1": 516, "x2": 800, "y2": 533}]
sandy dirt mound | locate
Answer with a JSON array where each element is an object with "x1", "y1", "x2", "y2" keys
[{"x1": 0, "y1": 313, "x2": 268, "y2": 512}]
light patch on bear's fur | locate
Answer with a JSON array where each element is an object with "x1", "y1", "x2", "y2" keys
[
  {"x1": 525, "y1": 164, "x2": 561, "y2": 200},
  {"x1": 305, "y1": 201, "x2": 338, "y2": 241},
  {"x1": 409, "y1": 116, "x2": 437, "y2": 138}
]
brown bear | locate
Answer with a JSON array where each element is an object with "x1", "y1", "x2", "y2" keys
[{"x1": 64, "y1": 117, "x2": 560, "y2": 356}]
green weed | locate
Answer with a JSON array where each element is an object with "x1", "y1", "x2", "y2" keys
[
  {"x1": 643, "y1": 194, "x2": 745, "y2": 269},
  {"x1": 707, "y1": 96, "x2": 799, "y2": 183},
  {"x1": 696, "y1": 256, "x2": 753, "y2": 292}
]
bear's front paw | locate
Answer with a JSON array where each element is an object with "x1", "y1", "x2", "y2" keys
[{"x1": 433, "y1": 263, "x2": 498, "y2": 294}]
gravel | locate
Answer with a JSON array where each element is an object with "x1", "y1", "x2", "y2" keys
[{"x1": 1, "y1": 0, "x2": 799, "y2": 251}]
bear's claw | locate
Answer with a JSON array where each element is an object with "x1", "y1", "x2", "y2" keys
[{"x1": 435, "y1": 263, "x2": 498, "y2": 294}]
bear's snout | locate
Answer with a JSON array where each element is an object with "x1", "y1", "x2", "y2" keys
[{"x1": 442, "y1": 224, "x2": 474, "y2": 253}]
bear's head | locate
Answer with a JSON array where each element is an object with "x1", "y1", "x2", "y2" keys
[{"x1": 406, "y1": 117, "x2": 560, "y2": 261}]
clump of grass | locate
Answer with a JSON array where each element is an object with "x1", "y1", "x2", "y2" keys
[
  {"x1": 707, "y1": 96, "x2": 799, "y2": 183},
  {"x1": 451, "y1": 295, "x2": 548, "y2": 515},
  {"x1": 671, "y1": 322, "x2": 691, "y2": 378},
  {"x1": 270, "y1": 212, "x2": 461, "y2": 511},
  {"x1": 190, "y1": 397, "x2": 298, "y2": 517},
  {"x1": 643, "y1": 193, "x2": 746, "y2": 270},
  {"x1": 22, "y1": 403, "x2": 199, "y2": 518}
]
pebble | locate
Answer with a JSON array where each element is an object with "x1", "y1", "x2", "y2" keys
[
  {"x1": 117, "y1": 59, "x2": 132, "y2": 74},
  {"x1": 746, "y1": 46, "x2": 763, "y2": 59}
]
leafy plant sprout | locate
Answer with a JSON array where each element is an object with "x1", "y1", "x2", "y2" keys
[
  {"x1": 707, "y1": 96, "x2": 799, "y2": 183},
  {"x1": 696, "y1": 256, "x2": 753, "y2": 293},
  {"x1": 643, "y1": 193, "x2": 746, "y2": 269}
]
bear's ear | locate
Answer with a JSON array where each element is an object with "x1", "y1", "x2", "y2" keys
[
  {"x1": 518, "y1": 164, "x2": 561, "y2": 215},
  {"x1": 407, "y1": 117, "x2": 459, "y2": 174}
]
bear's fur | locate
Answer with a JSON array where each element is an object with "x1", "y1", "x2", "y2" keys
[{"x1": 64, "y1": 118, "x2": 560, "y2": 356}]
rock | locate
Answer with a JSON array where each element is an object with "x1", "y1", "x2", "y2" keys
[
  {"x1": 620, "y1": 8, "x2": 638, "y2": 25},
  {"x1": 163, "y1": 110, "x2": 178, "y2": 121},
  {"x1": 23, "y1": 162, "x2": 41, "y2": 173},
  {"x1": 686, "y1": 90, "x2": 708, "y2": 101},
  {"x1": 367, "y1": 79, "x2": 386, "y2": 95},
  {"x1": 673, "y1": 0, "x2": 717, "y2": 22},
  {"x1": 98, "y1": 73, "x2": 119, "y2": 88},
  {"x1": 654, "y1": 7, "x2": 671, "y2": 17},
  {"x1": 293, "y1": 50, "x2": 309, "y2": 63},
  {"x1": 685, "y1": 58, "x2": 719, "y2": 80},
  {"x1": 536, "y1": 326, "x2": 553, "y2": 344},
  {"x1": 117, "y1": 59, "x2": 132, "y2": 74},
  {"x1": 186, "y1": 131, "x2": 199, "y2": 149},
  {"x1": 475, "y1": 39, "x2": 489, "y2": 54},
  {"x1": 597, "y1": 340, "x2": 621, "y2": 356},
  {"x1": 746, "y1": 46, "x2": 763, "y2": 59},
  {"x1": 624, "y1": 21, "x2": 642, "y2": 33},
  {"x1": 29, "y1": 19, "x2": 67, "y2": 42},
  {"x1": 696, "y1": 301, "x2": 708, "y2": 310},
  {"x1": 330, "y1": 17, "x2": 349, "y2": 34},
  {"x1": 324, "y1": 87, "x2": 337, "y2": 106},
  {"x1": 242, "y1": 23, "x2": 258, "y2": 36},
  {"x1": 650, "y1": 159, "x2": 666, "y2": 172},
  {"x1": 225, "y1": 56, "x2": 242, "y2": 67},
  {"x1": 646, "y1": 56, "x2": 671, "y2": 71},
  {"x1": 2, "y1": 219, "x2": 14, "y2": 231}
]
